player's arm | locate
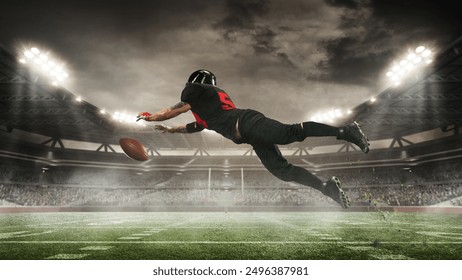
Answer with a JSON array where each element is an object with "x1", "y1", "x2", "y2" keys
[
  {"x1": 155, "y1": 122, "x2": 204, "y2": 134},
  {"x1": 137, "y1": 102, "x2": 191, "y2": 122}
]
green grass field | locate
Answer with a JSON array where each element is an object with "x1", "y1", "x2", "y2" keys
[{"x1": 0, "y1": 211, "x2": 461, "y2": 260}]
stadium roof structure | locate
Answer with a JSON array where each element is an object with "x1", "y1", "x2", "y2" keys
[{"x1": 1, "y1": 36, "x2": 462, "y2": 155}]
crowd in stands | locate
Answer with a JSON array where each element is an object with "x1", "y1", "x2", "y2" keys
[
  {"x1": 1, "y1": 182, "x2": 461, "y2": 208},
  {"x1": 449, "y1": 197, "x2": 462, "y2": 206},
  {"x1": 0, "y1": 161, "x2": 173, "y2": 188},
  {"x1": 347, "y1": 183, "x2": 462, "y2": 207},
  {"x1": 1, "y1": 159, "x2": 461, "y2": 208}
]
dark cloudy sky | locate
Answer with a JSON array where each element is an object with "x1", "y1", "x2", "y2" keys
[{"x1": 1, "y1": 0, "x2": 461, "y2": 126}]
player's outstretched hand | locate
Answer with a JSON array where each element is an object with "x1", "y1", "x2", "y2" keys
[
  {"x1": 155, "y1": 124, "x2": 172, "y2": 133},
  {"x1": 136, "y1": 112, "x2": 152, "y2": 122}
]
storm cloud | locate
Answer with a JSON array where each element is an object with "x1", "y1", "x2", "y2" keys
[{"x1": 1, "y1": 0, "x2": 460, "y2": 123}]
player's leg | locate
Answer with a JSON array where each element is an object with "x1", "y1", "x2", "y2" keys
[
  {"x1": 304, "y1": 120, "x2": 369, "y2": 153},
  {"x1": 251, "y1": 143, "x2": 350, "y2": 208},
  {"x1": 252, "y1": 143, "x2": 323, "y2": 189},
  {"x1": 240, "y1": 113, "x2": 336, "y2": 144},
  {"x1": 239, "y1": 110, "x2": 369, "y2": 153}
]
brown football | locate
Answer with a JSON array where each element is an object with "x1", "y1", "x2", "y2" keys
[{"x1": 119, "y1": 138, "x2": 149, "y2": 161}]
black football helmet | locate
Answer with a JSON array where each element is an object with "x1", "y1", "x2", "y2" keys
[{"x1": 188, "y1": 69, "x2": 216, "y2": 86}]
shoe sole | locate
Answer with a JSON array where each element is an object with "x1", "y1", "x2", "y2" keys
[
  {"x1": 352, "y1": 121, "x2": 370, "y2": 154},
  {"x1": 332, "y1": 176, "x2": 350, "y2": 209}
]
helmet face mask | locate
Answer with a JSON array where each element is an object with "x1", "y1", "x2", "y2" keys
[{"x1": 188, "y1": 69, "x2": 217, "y2": 86}]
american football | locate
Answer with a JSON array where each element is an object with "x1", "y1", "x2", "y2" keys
[{"x1": 119, "y1": 137, "x2": 149, "y2": 161}]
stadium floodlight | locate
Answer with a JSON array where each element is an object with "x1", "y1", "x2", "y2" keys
[
  {"x1": 111, "y1": 110, "x2": 142, "y2": 125},
  {"x1": 18, "y1": 46, "x2": 70, "y2": 86},
  {"x1": 385, "y1": 45, "x2": 433, "y2": 86},
  {"x1": 415, "y1": 46, "x2": 425, "y2": 53},
  {"x1": 310, "y1": 108, "x2": 346, "y2": 123},
  {"x1": 31, "y1": 47, "x2": 40, "y2": 54}
]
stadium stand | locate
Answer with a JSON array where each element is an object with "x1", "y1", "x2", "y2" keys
[
  {"x1": 1, "y1": 158, "x2": 461, "y2": 208},
  {"x1": 1, "y1": 37, "x2": 462, "y2": 212}
]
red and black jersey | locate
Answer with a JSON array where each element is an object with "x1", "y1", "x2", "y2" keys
[{"x1": 181, "y1": 83, "x2": 243, "y2": 141}]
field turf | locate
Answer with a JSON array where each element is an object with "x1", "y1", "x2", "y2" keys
[{"x1": 0, "y1": 211, "x2": 461, "y2": 260}]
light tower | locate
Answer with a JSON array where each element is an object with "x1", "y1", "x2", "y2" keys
[
  {"x1": 385, "y1": 45, "x2": 433, "y2": 86},
  {"x1": 18, "y1": 46, "x2": 70, "y2": 86}
]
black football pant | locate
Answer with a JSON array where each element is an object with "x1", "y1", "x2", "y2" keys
[{"x1": 238, "y1": 110, "x2": 339, "y2": 191}]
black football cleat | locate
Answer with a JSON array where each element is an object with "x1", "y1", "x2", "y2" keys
[
  {"x1": 322, "y1": 176, "x2": 350, "y2": 209},
  {"x1": 337, "y1": 121, "x2": 370, "y2": 153}
]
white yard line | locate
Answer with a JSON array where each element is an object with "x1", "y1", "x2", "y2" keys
[
  {"x1": 80, "y1": 246, "x2": 113, "y2": 251},
  {"x1": 1, "y1": 240, "x2": 462, "y2": 244},
  {"x1": 0, "y1": 230, "x2": 54, "y2": 239},
  {"x1": 45, "y1": 254, "x2": 89, "y2": 260},
  {"x1": 416, "y1": 231, "x2": 462, "y2": 239}
]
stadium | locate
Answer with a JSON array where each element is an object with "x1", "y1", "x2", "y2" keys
[
  {"x1": 1, "y1": 35, "x2": 461, "y2": 260},
  {"x1": 1, "y1": 1, "x2": 462, "y2": 262}
]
